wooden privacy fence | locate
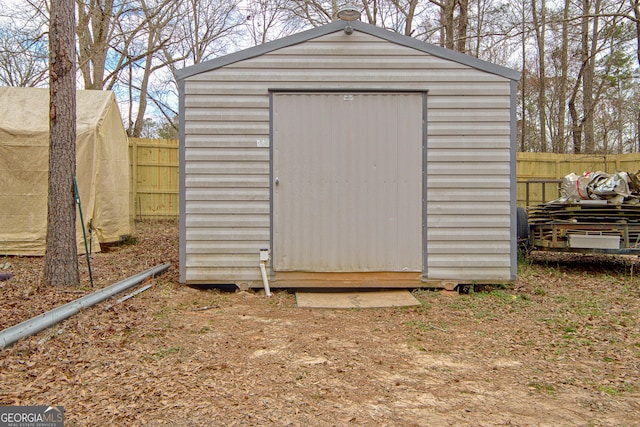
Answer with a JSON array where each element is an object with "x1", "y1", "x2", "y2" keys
[
  {"x1": 129, "y1": 138, "x2": 179, "y2": 219},
  {"x1": 129, "y1": 139, "x2": 640, "y2": 217}
]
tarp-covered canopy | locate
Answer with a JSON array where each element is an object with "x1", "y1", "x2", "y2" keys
[{"x1": 0, "y1": 87, "x2": 131, "y2": 255}]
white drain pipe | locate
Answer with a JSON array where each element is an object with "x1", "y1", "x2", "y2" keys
[
  {"x1": 0, "y1": 263, "x2": 171, "y2": 349},
  {"x1": 259, "y1": 248, "x2": 272, "y2": 297}
]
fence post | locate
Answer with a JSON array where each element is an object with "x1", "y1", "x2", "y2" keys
[{"x1": 130, "y1": 138, "x2": 138, "y2": 221}]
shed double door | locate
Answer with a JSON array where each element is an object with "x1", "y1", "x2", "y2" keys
[{"x1": 272, "y1": 92, "x2": 423, "y2": 272}]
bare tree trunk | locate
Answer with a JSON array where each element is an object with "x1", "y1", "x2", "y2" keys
[
  {"x1": 362, "y1": 0, "x2": 378, "y2": 26},
  {"x1": 389, "y1": 0, "x2": 419, "y2": 35},
  {"x1": 637, "y1": 110, "x2": 640, "y2": 152},
  {"x1": 632, "y1": 0, "x2": 640, "y2": 67},
  {"x1": 45, "y1": 0, "x2": 79, "y2": 287},
  {"x1": 569, "y1": 99, "x2": 582, "y2": 154},
  {"x1": 76, "y1": 0, "x2": 114, "y2": 90},
  {"x1": 405, "y1": 0, "x2": 419, "y2": 36},
  {"x1": 131, "y1": 72, "x2": 150, "y2": 137},
  {"x1": 520, "y1": 0, "x2": 526, "y2": 152},
  {"x1": 582, "y1": 0, "x2": 601, "y2": 153},
  {"x1": 569, "y1": 64, "x2": 585, "y2": 154},
  {"x1": 456, "y1": 0, "x2": 468, "y2": 53},
  {"x1": 555, "y1": 0, "x2": 570, "y2": 153},
  {"x1": 532, "y1": 0, "x2": 547, "y2": 152},
  {"x1": 432, "y1": 0, "x2": 456, "y2": 49},
  {"x1": 444, "y1": 0, "x2": 455, "y2": 49},
  {"x1": 474, "y1": 0, "x2": 483, "y2": 57},
  {"x1": 633, "y1": 0, "x2": 640, "y2": 151}
]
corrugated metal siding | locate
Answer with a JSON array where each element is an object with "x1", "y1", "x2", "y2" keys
[
  {"x1": 182, "y1": 31, "x2": 513, "y2": 284},
  {"x1": 272, "y1": 92, "x2": 423, "y2": 272}
]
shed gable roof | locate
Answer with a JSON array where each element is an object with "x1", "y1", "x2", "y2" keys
[{"x1": 177, "y1": 20, "x2": 520, "y2": 82}]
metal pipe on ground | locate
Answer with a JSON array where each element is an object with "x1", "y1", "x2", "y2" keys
[
  {"x1": 0, "y1": 263, "x2": 171, "y2": 349},
  {"x1": 103, "y1": 284, "x2": 153, "y2": 311}
]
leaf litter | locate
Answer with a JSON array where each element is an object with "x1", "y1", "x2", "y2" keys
[{"x1": 0, "y1": 220, "x2": 639, "y2": 426}]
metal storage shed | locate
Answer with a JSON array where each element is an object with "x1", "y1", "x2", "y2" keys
[{"x1": 177, "y1": 20, "x2": 520, "y2": 289}]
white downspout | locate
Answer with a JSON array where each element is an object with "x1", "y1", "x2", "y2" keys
[{"x1": 259, "y1": 248, "x2": 272, "y2": 297}]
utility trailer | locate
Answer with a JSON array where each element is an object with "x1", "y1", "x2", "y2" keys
[
  {"x1": 517, "y1": 171, "x2": 640, "y2": 255},
  {"x1": 518, "y1": 203, "x2": 640, "y2": 255}
]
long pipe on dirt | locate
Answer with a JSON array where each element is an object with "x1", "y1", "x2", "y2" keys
[{"x1": 0, "y1": 263, "x2": 171, "y2": 349}]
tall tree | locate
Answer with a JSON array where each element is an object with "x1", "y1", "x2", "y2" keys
[
  {"x1": 581, "y1": 0, "x2": 600, "y2": 153},
  {"x1": 162, "y1": 0, "x2": 242, "y2": 69},
  {"x1": 0, "y1": 25, "x2": 48, "y2": 87},
  {"x1": 531, "y1": 0, "x2": 547, "y2": 151},
  {"x1": 456, "y1": 0, "x2": 468, "y2": 52},
  {"x1": 389, "y1": 0, "x2": 420, "y2": 36},
  {"x1": 631, "y1": 0, "x2": 640, "y2": 151},
  {"x1": 633, "y1": 0, "x2": 640, "y2": 66},
  {"x1": 520, "y1": 0, "x2": 527, "y2": 151},
  {"x1": 0, "y1": 0, "x2": 49, "y2": 87},
  {"x1": 244, "y1": 0, "x2": 301, "y2": 45},
  {"x1": 554, "y1": 0, "x2": 570, "y2": 153},
  {"x1": 76, "y1": 0, "x2": 116, "y2": 90},
  {"x1": 127, "y1": 0, "x2": 180, "y2": 137},
  {"x1": 44, "y1": 0, "x2": 79, "y2": 286},
  {"x1": 285, "y1": 0, "x2": 335, "y2": 26},
  {"x1": 431, "y1": 0, "x2": 456, "y2": 49},
  {"x1": 362, "y1": 0, "x2": 379, "y2": 26}
]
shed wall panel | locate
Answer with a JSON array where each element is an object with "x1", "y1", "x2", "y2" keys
[
  {"x1": 185, "y1": 175, "x2": 270, "y2": 188},
  {"x1": 185, "y1": 95, "x2": 269, "y2": 109},
  {"x1": 186, "y1": 161, "x2": 269, "y2": 175},
  {"x1": 198, "y1": 69, "x2": 507, "y2": 83},
  {"x1": 184, "y1": 109, "x2": 269, "y2": 122},
  {"x1": 185, "y1": 188, "x2": 269, "y2": 201},
  {"x1": 183, "y1": 82, "x2": 511, "y2": 96},
  {"x1": 186, "y1": 268, "x2": 263, "y2": 283},
  {"x1": 185, "y1": 122, "x2": 268, "y2": 135},
  {"x1": 426, "y1": 267, "x2": 512, "y2": 281},
  {"x1": 184, "y1": 148, "x2": 269, "y2": 162},
  {"x1": 228, "y1": 56, "x2": 467, "y2": 70},
  {"x1": 187, "y1": 240, "x2": 269, "y2": 254},
  {"x1": 181, "y1": 29, "x2": 514, "y2": 285},
  {"x1": 427, "y1": 136, "x2": 511, "y2": 150},
  {"x1": 428, "y1": 162, "x2": 511, "y2": 175},
  {"x1": 185, "y1": 135, "x2": 271, "y2": 148},
  {"x1": 428, "y1": 241, "x2": 511, "y2": 254},
  {"x1": 186, "y1": 229, "x2": 270, "y2": 241},
  {"x1": 186, "y1": 214, "x2": 270, "y2": 228},
  {"x1": 186, "y1": 201, "x2": 269, "y2": 215}
]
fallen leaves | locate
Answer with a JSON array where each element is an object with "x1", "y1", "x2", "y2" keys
[{"x1": 1, "y1": 222, "x2": 639, "y2": 425}]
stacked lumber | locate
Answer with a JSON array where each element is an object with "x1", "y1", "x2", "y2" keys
[
  {"x1": 528, "y1": 202, "x2": 640, "y2": 224},
  {"x1": 527, "y1": 171, "x2": 640, "y2": 252}
]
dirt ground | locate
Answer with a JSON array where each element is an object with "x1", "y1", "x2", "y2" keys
[{"x1": 1, "y1": 221, "x2": 639, "y2": 426}]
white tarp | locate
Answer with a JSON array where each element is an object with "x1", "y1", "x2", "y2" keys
[
  {"x1": 0, "y1": 87, "x2": 131, "y2": 255},
  {"x1": 555, "y1": 171, "x2": 640, "y2": 205}
]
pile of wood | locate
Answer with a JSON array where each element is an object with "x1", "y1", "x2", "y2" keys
[
  {"x1": 528, "y1": 171, "x2": 640, "y2": 252},
  {"x1": 527, "y1": 202, "x2": 640, "y2": 253},
  {"x1": 528, "y1": 202, "x2": 640, "y2": 224}
]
